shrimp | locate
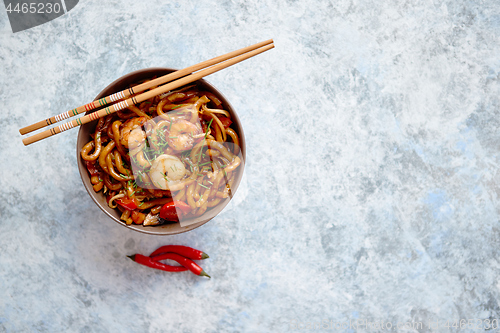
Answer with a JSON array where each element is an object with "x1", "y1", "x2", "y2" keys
[
  {"x1": 149, "y1": 154, "x2": 187, "y2": 190},
  {"x1": 168, "y1": 119, "x2": 202, "y2": 151},
  {"x1": 120, "y1": 116, "x2": 148, "y2": 148}
]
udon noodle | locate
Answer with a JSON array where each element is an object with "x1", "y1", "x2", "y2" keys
[{"x1": 81, "y1": 79, "x2": 242, "y2": 226}]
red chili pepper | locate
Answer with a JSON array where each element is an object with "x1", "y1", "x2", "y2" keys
[
  {"x1": 218, "y1": 116, "x2": 233, "y2": 129},
  {"x1": 116, "y1": 197, "x2": 138, "y2": 211},
  {"x1": 127, "y1": 254, "x2": 187, "y2": 272},
  {"x1": 159, "y1": 201, "x2": 191, "y2": 221},
  {"x1": 152, "y1": 253, "x2": 210, "y2": 278},
  {"x1": 149, "y1": 245, "x2": 209, "y2": 260},
  {"x1": 85, "y1": 160, "x2": 100, "y2": 176}
]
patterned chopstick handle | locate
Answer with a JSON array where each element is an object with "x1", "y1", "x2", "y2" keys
[
  {"x1": 109, "y1": 91, "x2": 126, "y2": 102},
  {"x1": 52, "y1": 108, "x2": 76, "y2": 123},
  {"x1": 53, "y1": 120, "x2": 76, "y2": 134},
  {"x1": 19, "y1": 92, "x2": 128, "y2": 135},
  {"x1": 23, "y1": 96, "x2": 131, "y2": 146},
  {"x1": 56, "y1": 99, "x2": 130, "y2": 134}
]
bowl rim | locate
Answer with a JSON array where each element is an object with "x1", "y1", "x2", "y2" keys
[{"x1": 76, "y1": 67, "x2": 245, "y2": 235}]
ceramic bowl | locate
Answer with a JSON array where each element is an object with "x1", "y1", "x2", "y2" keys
[{"x1": 77, "y1": 68, "x2": 245, "y2": 235}]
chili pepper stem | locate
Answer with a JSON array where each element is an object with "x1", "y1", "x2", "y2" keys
[
  {"x1": 200, "y1": 270, "x2": 211, "y2": 278},
  {"x1": 127, "y1": 255, "x2": 136, "y2": 261},
  {"x1": 201, "y1": 253, "x2": 210, "y2": 260}
]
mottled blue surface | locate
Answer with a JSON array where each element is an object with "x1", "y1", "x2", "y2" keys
[{"x1": 1, "y1": 0, "x2": 500, "y2": 332}]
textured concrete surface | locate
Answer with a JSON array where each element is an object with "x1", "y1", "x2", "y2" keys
[{"x1": 1, "y1": 0, "x2": 500, "y2": 332}]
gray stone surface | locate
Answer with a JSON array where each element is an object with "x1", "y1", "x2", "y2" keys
[{"x1": 1, "y1": 0, "x2": 500, "y2": 332}]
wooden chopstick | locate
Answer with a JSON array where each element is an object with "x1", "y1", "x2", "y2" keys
[
  {"x1": 19, "y1": 39, "x2": 274, "y2": 135},
  {"x1": 22, "y1": 42, "x2": 274, "y2": 146}
]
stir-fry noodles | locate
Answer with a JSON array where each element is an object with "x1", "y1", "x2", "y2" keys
[{"x1": 81, "y1": 80, "x2": 243, "y2": 226}]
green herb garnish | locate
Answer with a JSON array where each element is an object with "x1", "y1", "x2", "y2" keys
[{"x1": 204, "y1": 119, "x2": 213, "y2": 139}]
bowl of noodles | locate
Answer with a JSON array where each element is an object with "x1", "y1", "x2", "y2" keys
[{"x1": 77, "y1": 68, "x2": 245, "y2": 235}]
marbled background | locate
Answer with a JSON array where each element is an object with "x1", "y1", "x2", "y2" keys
[{"x1": 1, "y1": 0, "x2": 500, "y2": 332}]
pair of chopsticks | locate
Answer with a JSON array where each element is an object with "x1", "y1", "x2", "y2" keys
[{"x1": 20, "y1": 39, "x2": 274, "y2": 146}]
